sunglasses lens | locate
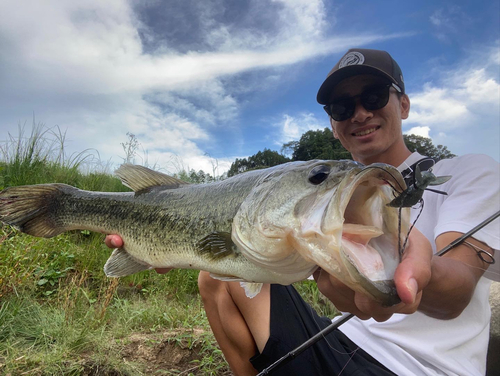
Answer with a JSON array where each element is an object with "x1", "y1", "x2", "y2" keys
[
  {"x1": 361, "y1": 86, "x2": 390, "y2": 110},
  {"x1": 327, "y1": 99, "x2": 355, "y2": 121}
]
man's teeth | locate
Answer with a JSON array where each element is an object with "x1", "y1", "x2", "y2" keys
[{"x1": 354, "y1": 127, "x2": 377, "y2": 136}]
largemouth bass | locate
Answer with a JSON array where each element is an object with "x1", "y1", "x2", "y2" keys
[{"x1": 0, "y1": 160, "x2": 409, "y2": 305}]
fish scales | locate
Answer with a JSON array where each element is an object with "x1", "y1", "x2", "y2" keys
[{"x1": 0, "y1": 170, "x2": 296, "y2": 283}]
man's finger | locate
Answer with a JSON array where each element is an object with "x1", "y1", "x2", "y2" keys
[
  {"x1": 105, "y1": 234, "x2": 124, "y2": 248},
  {"x1": 395, "y1": 229, "x2": 432, "y2": 305}
]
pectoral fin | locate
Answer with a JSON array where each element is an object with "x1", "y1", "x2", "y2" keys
[
  {"x1": 197, "y1": 232, "x2": 239, "y2": 260},
  {"x1": 104, "y1": 248, "x2": 152, "y2": 277},
  {"x1": 240, "y1": 282, "x2": 264, "y2": 298}
]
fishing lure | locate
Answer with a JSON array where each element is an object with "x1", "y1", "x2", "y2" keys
[{"x1": 388, "y1": 164, "x2": 451, "y2": 208}]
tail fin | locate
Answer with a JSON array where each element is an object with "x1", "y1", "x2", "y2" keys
[{"x1": 0, "y1": 184, "x2": 73, "y2": 238}]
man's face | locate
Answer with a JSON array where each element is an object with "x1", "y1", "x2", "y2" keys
[{"x1": 328, "y1": 75, "x2": 410, "y2": 164}]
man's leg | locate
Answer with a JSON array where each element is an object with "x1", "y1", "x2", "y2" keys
[
  {"x1": 198, "y1": 271, "x2": 270, "y2": 375},
  {"x1": 199, "y1": 273, "x2": 397, "y2": 376}
]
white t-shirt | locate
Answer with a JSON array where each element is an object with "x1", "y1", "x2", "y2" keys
[{"x1": 339, "y1": 152, "x2": 500, "y2": 376}]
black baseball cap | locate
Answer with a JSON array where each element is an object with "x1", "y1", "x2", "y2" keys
[{"x1": 317, "y1": 48, "x2": 405, "y2": 104}]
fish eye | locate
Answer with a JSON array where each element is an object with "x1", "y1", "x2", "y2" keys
[{"x1": 308, "y1": 165, "x2": 331, "y2": 185}]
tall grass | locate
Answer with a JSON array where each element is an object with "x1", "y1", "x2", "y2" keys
[
  {"x1": 0, "y1": 121, "x2": 126, "y2": 192},
  {"x1": 0, "y1": 123, "x2": 337, "y2": 375}
]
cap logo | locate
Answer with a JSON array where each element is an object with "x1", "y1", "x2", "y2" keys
[{"x1": 339, "y1": 52, "x2": 365, "y2": 68}]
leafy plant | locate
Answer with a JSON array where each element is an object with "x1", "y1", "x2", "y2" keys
[{"x1": 33, "y1": 248, "x2": 75, "y2": 296}]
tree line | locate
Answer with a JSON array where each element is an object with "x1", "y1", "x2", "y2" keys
[{"x1": 226, "y1": 128, "x2": 455, "y2": 177}]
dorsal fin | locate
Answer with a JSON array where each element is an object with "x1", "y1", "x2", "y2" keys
[{"x1": 115, "y1": 164, "x2": 189, "y2": 192}]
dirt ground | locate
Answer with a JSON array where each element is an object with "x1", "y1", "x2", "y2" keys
[
  {"x1": 123, "y1": 330, "x2": 216, "y2": 375},
  {"x1": 86, "y1": 329, "x2": 233, "y2": 375}
]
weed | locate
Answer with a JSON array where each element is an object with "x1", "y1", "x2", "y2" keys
[
  {"x1": 294, "y1": 279, "x2": 339, "y2": 318},
  {"x1": 34, "y1": 249, "x2": 75, "y2": 296},
  {"x1": 97, "y1": 278, "x2": 120, "y2": 321}
]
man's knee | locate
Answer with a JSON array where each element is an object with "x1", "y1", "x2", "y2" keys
[
  {"x1": 198, "y1": 271, "x2": 255, "y2": 310},
  {"x1": 198, "y1": 271, "x2": 222, "y2": 301}
]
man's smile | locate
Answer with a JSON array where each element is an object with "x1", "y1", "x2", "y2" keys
[{"x1": 352, "y1": 126, "x2": 381, "y2": 137}]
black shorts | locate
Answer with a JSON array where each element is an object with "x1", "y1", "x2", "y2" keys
[{"x1": 250, "y1": 284, "x2": 396, "y2": 376}]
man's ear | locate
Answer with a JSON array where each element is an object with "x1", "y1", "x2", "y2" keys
[
  {"x1": 330, "y1": 118, "x2": 339, "y2": 138},
  {"x1": 401, "y1": 94, "x2": 410, "y2": 120}
]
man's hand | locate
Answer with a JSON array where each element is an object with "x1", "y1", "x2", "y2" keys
[
  {"x1": 314, "y1": 228, "x2": 432, "y2": 322},
  {"x1": 104, "y1": 235, "x2": 172, "y2": 274}
]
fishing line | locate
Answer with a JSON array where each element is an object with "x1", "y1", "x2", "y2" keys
[
  {"x1": 307, "y1": 299, "x2": 359, "y2": 357},
  {"x1": 397, "y1": 207, "x2": 402, "y2": 260},
  {"x1": 400, "y1": 200, "x2": 425, "y2": 256},
  {"x1": 361, "y1": 165, "x2": 406, "y2": 192},
  {"x1": 462, "y1": 241, "x2": 495, "y2": 264},
  {"x1": 337, "y1": 347, "x2": 360, "y2": 376},
  {"x1": 395, "y1": 186, "x2": 424, "y2": 258},
  {"x1": 466, "y1": 263, "x2": 500, "y2": 276},
  {"x1": 361, "y1": 165, "x2": 424, "y2": 256},
  {"x1": 256, "y1": 312, "x2": 355, "y2": 375},
  {"x1": 306, "y1": 277, "x2": 358, "y2": 357}
]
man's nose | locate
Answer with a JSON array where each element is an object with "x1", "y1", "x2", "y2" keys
[{"x1": 350, "y1": 101, "x2": 373, "y2": 123}]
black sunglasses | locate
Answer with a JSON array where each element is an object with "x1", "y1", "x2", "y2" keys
[{"x1": 323, "y1": 83, "x2": 401, "y2": 121}]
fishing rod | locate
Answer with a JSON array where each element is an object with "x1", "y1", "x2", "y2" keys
[
  {"x1": 256, "y1": 312, "x2": 354, "y2": 375},
  {"x1": 435, "y1": 210, "x2": 499, "y2": 258},
  {"x1": 257, "y1": 210, "x2": 500, "y2": 376}
]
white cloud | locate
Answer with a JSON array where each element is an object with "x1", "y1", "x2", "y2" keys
[
  {"x1": 405, "y1": 44, "x2": 500, "y2": 158},
  {"x1": 461, "y1": 68, "x2": 499, "y2": 103},
  {"x1": 0, "y1": 0, "x2": 338, "y2": 96},
  {"x1": 429, "y1": 6, "x2": 473, "y2": 43},
  {"x1": 275, "y1": 112, "x2": 326, "y2": 145},
  {"x1": 407, "y1": 49, "x2": 500, "y2": 130},
  {"x1": 405, "y1": 126, "x2": 430, "y2": 138},
  {"x1": 407, "y1": 85, "x2": 468, "y2": 127},
  {"x1": 272, "y1": 0, "x2": 327, "y2": 41},
  {"x1": 429, "y1": 11, "x2": 442, "y2": 27}
]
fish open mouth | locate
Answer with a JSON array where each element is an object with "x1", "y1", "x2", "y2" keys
[
  {"x1": 342, "y1": 177, "x2": 400, "y2": 277},
  {"x1": 320, "y1": 164, "x2": 408, "y2": 305}
]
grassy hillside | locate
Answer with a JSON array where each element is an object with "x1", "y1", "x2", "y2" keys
[{"x1": 0, "y1": 125, "x2": 338, "y2": 375}]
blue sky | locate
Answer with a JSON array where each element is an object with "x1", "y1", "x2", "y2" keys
[{"x1": 0, "y1": 0, "x2": 498, "y2": 175}]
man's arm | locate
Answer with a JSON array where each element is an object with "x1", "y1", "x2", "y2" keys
[{"x1": 418, "y1": 231, "x2": 494, "y2": 319}]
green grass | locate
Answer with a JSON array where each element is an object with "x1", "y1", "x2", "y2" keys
[
  {"x1": 0, "y1": 229, "x2": 227, "y2": 375},
  {"x1": 0, "y1": 123, "x2": 338, "y2": 375}
]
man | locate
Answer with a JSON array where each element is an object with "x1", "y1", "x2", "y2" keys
[{"x1": 106, "y1": 49, "x2": 499, "y2": 375}]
